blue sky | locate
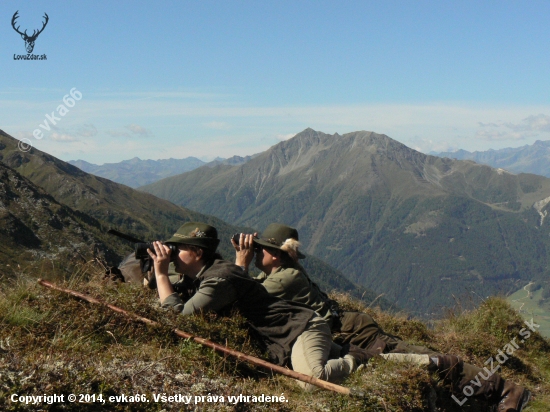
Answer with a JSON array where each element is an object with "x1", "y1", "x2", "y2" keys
[{"x1": 1, "y1": 1, "x2": 549, "y2": 164}]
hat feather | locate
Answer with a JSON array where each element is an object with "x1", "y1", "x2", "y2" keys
[{"x1": 280, "y1": 238, "x2": 301, "y2": 262}]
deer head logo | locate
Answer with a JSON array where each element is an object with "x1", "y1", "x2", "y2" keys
[{"x1": 11, "y1": 11, "x2": 49, "y2": 54}]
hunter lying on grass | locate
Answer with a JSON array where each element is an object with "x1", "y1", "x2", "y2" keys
[{"x1": 232, "y1": 223, "x2": 531, "y2": 412}]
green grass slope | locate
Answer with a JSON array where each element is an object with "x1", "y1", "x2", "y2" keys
[
  {"x1": 508, "y1": 281, "x2": 550, "y2": 338},
  {"x1": 1, "y1": 263, "x2": 549, "y2": 411}
]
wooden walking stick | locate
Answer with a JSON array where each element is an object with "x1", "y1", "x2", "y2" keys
[{"x1": 38, "y1": 279, "x2": 364, "y2": 397}]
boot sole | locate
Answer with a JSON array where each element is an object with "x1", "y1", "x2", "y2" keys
[{"x1": 518, "y1": 390, "x2": 531, "y2": 411}]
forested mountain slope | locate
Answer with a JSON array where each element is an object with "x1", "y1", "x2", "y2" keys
[
  {"x1": 141, "y1": 128, "x2": 550, "y2": 316},
  {"x1": 0, "y1": 161, "x2": 128, "y2": 274}
]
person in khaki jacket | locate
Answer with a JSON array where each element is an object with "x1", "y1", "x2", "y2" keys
[{"x1": 233, "y1": 223, "x2": 531, "y2": 412}]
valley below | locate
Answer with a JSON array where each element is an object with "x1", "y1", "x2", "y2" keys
[{"x1": 508, "y1": 282, "x2": 550, "y2": 338}]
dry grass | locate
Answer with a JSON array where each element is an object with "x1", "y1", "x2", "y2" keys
[{"x1": 0, "y1": 263, "x2": 549, "y2": 411}]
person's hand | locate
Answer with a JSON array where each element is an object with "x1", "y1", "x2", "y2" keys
[
  {"x1": 147, "y1": 241, "x2": 172, "y2": 277},
  {"x1": 232, "y1": 233, "x2": 256, "y2": 270}
]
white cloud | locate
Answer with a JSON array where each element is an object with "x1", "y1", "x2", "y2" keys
[
  {"x1": 204, "y1": 121, "x2": 231, "y2": 130},
  {"x1": 105, "y1": 130, "x2": 131, "y2": 138},
  {"x1": 505, "y1": 114, "x2": 550, "y2": 132},
  {"x1": 4, "y1": 92, "x2": 550, "y2": 163},
  {"x1": 276, "y1": 133, "x2": 296, "y2": 141},
  {"x1": 31, "y1": 124, "x2": 98, "y2": 143},
  {"x1": 477, "y1": 114, "x2": 550, "y2": 133},
  {"x1": 408, "y1": 136, "x2": 458, "y2": 153},
  {"x1": 126, "y1": 124, "x2": 152, "y2": 137},
  {"x1": 12, "y1": 131, "x2": 34, "y2": 140},
  {"x1": 472, "y1": 113, "x2": 550, "y2": 143},
  {"x1": 103, "y1": 124, "x2": 152, "y2": 138},
  {"x1": 475, "y1": 130, "x2": 527, "y2": 141},
  {"x1": 50, "y1": 132, "x2": 79, "y2": 142},
  {"x1": 76, "y1": 124, "x2": 98, "y2": 137},
  {"x1": 478, "y1": 122, "x2": 501, "y2": 127}
]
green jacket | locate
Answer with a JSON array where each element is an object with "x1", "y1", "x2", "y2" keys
[
  {"x1": 162, "y1": 259, "x2": 314, "y2": 366},
  {"x1": 255, "y1": 267, "x2": 387, "y2": 347},
  {"x1": 255, "y1": 266, "x2": 336, "y2": 324}
]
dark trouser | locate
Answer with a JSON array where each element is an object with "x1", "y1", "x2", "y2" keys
[
  {"x1": 387, "y1": 341, "x2": 502, "y2": 402},
  {"x1": 332, "y1": 311, "x2": 401, "y2": 349},
  {"x1": 333, "y1": 311, "x2": 502, "y2": 402},
  {"x1": 332, "y1": 311, "x2": 381, "y2": 347}
]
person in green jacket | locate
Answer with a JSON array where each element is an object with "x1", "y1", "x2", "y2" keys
[
  {"x1": 232, "y1": 223, "x2": 531, "y2": 411},
  {"x1": 147, "y1": 221, "x2": 373, "y2": 391}
]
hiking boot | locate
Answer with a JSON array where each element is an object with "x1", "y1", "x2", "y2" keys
[
  {"x1": 497, "y1": 381, "x2": 531, "y2": 412},
  {"x1": 429, "y1": 355, "x2": 464, "y2": 389}
]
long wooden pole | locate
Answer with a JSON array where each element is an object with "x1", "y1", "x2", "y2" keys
[{"x1": 38, "y1": 279, "x2": 363, "y2": 397}]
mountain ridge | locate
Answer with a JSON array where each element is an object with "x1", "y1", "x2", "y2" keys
[
  {"x1": 141, "y1": 128, "x2": 550, "y2": 316},
  {"x1": 0, "y1": 161, "x2": 130, "y2": 275},
  {"x1": 67, "y1": 154, "x2": 259, "y2": 188},
  {"x1": 437, "y1": 139, "x2": 550, "y2": 178},
  {"x1": 68, "y1": 156, "x2": 206, "y2": 188}
]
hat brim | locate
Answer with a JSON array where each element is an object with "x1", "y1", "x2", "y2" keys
[
  {"x1": 165, "y1": 236, "x2": 220, "y2": 251},
  {"x1": 253, "y1": 238, "x2": 306, "y2": 259}
]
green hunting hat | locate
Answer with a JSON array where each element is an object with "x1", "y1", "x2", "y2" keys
[
  {"x1": 165, "y1": 222, "x2": 220, "y2": 252},
  {"x1": 254, "y1": 223, "x2": 306, "y2": 259}
]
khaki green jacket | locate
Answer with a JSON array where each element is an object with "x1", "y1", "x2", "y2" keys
[
  {"x1": 163, "y1": 259, "x2": 314, "y2": 366},
  {"x1": 255, "y1": 266, "x2": 334, "y2": 322}
]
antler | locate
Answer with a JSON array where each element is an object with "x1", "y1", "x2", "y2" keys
[
  {"x1": 30, "y1": 13, "x2": 49, "y2": 39},
  {"x1": 11, "y1": 11, "x2": 26, "y2": 37}
]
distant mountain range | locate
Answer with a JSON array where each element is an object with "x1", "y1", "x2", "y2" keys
[
  {"x1": 68, "y1": 155, "x2": 257, "y2": 188},
  {"x1": 141, "y1": 128, "x2": 550, "y2": 316},
  {"x1": 437, "y1": 140, "x2": 550, "y2": 178},
  {"x1": 68, "y1": 156, "x2": 206, "y2": 188},
  {"x1": 68, "y1": 139, "x2": 550, "y2": 191},
  {"x1": 0, "y1": 129, "x2": 380, "y2": 306},
  {"x1": 205, "y1": 155, "x2": 256, "y2": 168}
]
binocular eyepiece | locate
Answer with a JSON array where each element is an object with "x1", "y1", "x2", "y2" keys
[
  {"x1": 134, "y1": 242, "x2": 177, "y2": 260},
  {"x1": 232, "y1": 233, "x2": 258, "y2": 243}
]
